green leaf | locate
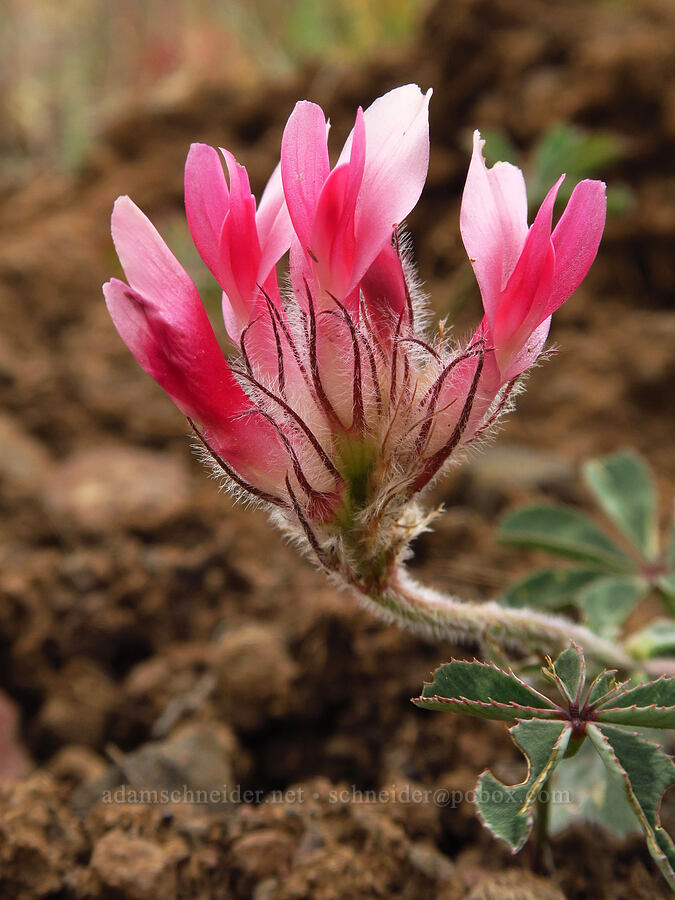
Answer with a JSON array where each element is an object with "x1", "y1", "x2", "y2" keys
[
  {"x1": 413, "y1": 660, "x2": 559, "y2": 721},
  {"x1": 577, "y1": 575, "x2": 649, "y2": 638},
  {"x1": 549, "y1": 738, "x2": 638, "y2": 837},
  {"x1": 583, "y1": 450, "x2": 659, "y2": 561},
  {"x1": 587, "y1": 724, "x2": 675, "y2": 890},
  {"x1": 594, "y1": 677, "x2": 675, "y2": 729},
  {"x1": 498, "y1": 504, "x2": 634, "y2": 571},
  {"x1": 546, "y1": 644, "x2": 585, "y2": 703},
  {"x1": 475, "y1": 719, "x2": 571, "y2": 852},
  {"x1": 626, "y1": 620, "x2": 675, "y2": 661},
  {"x1": 668, "y1": 502, "x2": 675, "y2": 566},
  {"x1": 500, "y1": 567, "x2": 601, "y2": 610},
  {"x1": 587, "y1": 670, "x2": 622, "y2": 707}
]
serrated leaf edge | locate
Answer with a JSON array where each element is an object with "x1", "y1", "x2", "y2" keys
[
  {"x1": 474, "y1": 721, "x2": 571, "y2": 854},
  {"x1": 587, "y1": 723, "x2": 675, "y2": 890},
  {"x1": 418, "y1": 657, "x2": 560, "y2": 710}
]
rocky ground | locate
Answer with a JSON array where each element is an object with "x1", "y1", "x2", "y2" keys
[{"x1": 0, "y1": 0, "x2": 674, "y2": 897}]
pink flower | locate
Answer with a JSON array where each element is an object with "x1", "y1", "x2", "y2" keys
[
  {"x1": 461, "y1": 131, "x2": 606, "y2": 382},
  {"x1": 103, "y1": 88, "x2": 606, "y2": 568}
]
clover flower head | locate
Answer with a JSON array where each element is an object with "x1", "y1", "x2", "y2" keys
[{"x1": 104, "y1": 85, "x2": 606, "y2": 583}]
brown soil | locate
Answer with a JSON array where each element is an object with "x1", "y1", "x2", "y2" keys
[{"x1": 1, "y1": 0, "x2": 674, "y2": 898}]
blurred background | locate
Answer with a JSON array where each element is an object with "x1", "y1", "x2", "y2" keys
[{"x1": 0, "y1": 1, "x2": 674, "y2": 897}]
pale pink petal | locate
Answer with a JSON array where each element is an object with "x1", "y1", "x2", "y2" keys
[
  {"x1": 547, "y1": 179, "x2": 606, "y2": 317},
  {"x1": 460, "y1": 131, "x2": 528, "y2": 327},
  {"x1": 256, "y1": 161, "x2": 294, "y2": 283},
  {"x1": 184, "y1": 143, "x2": 230, "y2": 283},
  {"x1": 281, "y1": 101, "x2": 330, "y2": 251},
  {"x1": 343, "y1": 85, "x2": 432, "y2": 284}
]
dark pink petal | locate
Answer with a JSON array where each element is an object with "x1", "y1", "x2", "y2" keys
[
  {"x1": 548, "y1": 179, "x2": 606, "y2": 317},
  {"x1": 281, "y1": 101, "x2": 330, "y2": 251},
  {"x1": 103, "y1": 277, "x2": 242, "y2": 425},
  {"x1": 460, "y1": 131, "x2": 528, "y2": 327},
  {"x1": 184, "y1": 143, "x2": 230, "y2": 283},
  {"x1": 256, "y1": 161, "x2": 294, "y2": 284},
  {"x1": 107, "y1": 197, "x2": 287, "y2": 484},
  {"x1": 493, "y1": 176, "x2": 562, "y2": 351},
  {"x1": 219, "y1": 150, "x2": 261, "y2": 340},
  {"x1": 341, "y1": 85, "x2": 431, "y2": 285}
]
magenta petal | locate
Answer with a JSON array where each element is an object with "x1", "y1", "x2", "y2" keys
[
  {"x1": 281, "y1": 100, "x2": 330, "y2": 252},
  {"x1": 493, "y1": 176, "x2": 562, "y2": 349},
  {"x1": 218, "y1": 151, "x2": 261, "y2": 340},
  {"x1": 103, "y1": 277, "x2": 240, "y2": 425},
  {"x1": 548, "y1": 179, "x2": 607, "y2": 317},
  {"x1": 184, "y1": 143, "x2": 230, "y2": 283},
  {"x1": 345, "y1": 85, "x2": 431, "y2": 285}
]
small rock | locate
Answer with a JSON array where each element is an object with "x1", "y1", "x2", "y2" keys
[
  {"x1": 0, "y1": 689, "x2": 31, "y2": 781},
  {"x1": 90, "y1": 829, "x2": 175, "y2": 899},
  {"x1": 0, "y1": 413, "x2": 52, "y2": 496},
  {"x1": 231, "y1": 828, "x2": 295, "y2": 879},
  {"x1": 35, "y1": 658, "x2": 118, "y2": 748},
  {"x1": 44, "y1": 445, "x2": 190, "y2": 532},
  {"x1": 214, "y1": 625, "x2": 298, "y2": 731},
  {"x1": 465, "y1": 870, "x2": 566, "y2": 900}
]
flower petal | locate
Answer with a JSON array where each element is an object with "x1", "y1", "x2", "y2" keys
[
  {"x1": 460, "y1": 130, "x2": 528, "y2": 328},
  {"x1": 256, "y1": 160, "x2": 294, "y2": 284},
  {"x1": 184, "y1": 143, "x2": 230, "y2": 283},
  {"x1": 493, "y1": 175, "x2": 562, "y2": 351},
  {"x1": 341, "y1": 84, "x2": 431, "y2": 285},
  {"x1": 548, "y1": 179, "x2": 606, "y2": 317},
  {"x1": 218, "y1": 150, "x2": 261, "y2": 340},
  {"x1": 281, "y1": 100, "x2": 330, "y2": 252}
]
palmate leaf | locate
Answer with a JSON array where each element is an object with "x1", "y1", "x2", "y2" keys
[
  {"x1": 413, "y1": 660, "x2": 559, "y2": 722},
  {"x1": 587, "y1": 724, "x2": 675, "y2": 890},
  {"x1": 594, "y1": 677, "x2": 675, "y2": 729},
  {"x1": 497, "y1": 505, "x2": 634, "y2": 572},
  {"x1": 583, "y1": 450, "x2": 659, "y2": 561},
  {"x1": 577, "y1": 575, "x2": 649, "y2": 638},
  {"x1": 475, "y1": 719, "x2": 571, "y2": 853},
  {"x1": 500, "y1": 567, "x2": 601, "y2": 610}
]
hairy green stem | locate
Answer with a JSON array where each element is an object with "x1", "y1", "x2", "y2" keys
[{"x1": 351, "y1": 565, "x2": 634, "y2": 673}]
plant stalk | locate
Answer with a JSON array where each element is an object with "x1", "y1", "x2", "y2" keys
[{"x1": 351, "y1": 565, "x2": 634, "y2": 673}]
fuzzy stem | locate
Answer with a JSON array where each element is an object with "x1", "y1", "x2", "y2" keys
[{"x1": 352, "y1": 565, "x2": 634, "y2": 672}]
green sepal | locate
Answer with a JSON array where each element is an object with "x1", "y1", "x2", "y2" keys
[
  {"x1": 413, "y1": 659, "x2": 559, "y2": 722},
  {"x1": 498, "y1": 504, "x2": 633, "y2": 572},
  {"x1": 587, "y1": 669, "x2": 622, "y2": 707},
  {"x1": 583, "y1": 450, "x2": 659, "y2": 561},
  {"x1": 587, "y1": 723, "x2": 675, "y2": 890},
  {"x1": 475, "y1": 719, "x2": 571, "y2": 853},
  {"x1": 544, "y1": 644, "x2": 585, "y2": 703},
  {"x1": 500, "y1": 567, "x2": 601, "y2": 610},
  {"x1": 577, "y1": 575, "x2": 648, "y2": 638}
]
